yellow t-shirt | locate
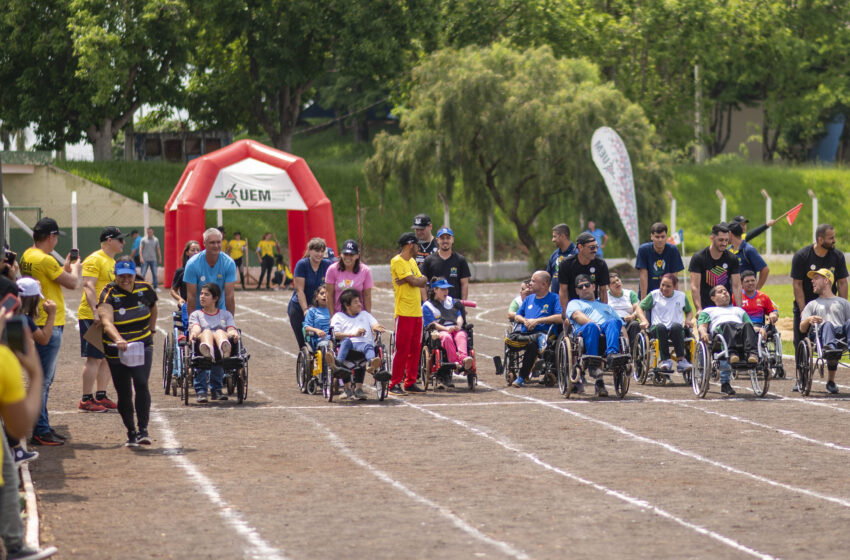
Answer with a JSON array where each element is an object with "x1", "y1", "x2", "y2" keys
[
  {"x1": 229, "y1": 239, "x2": 247, "y2": 260},
  {"x1": 20, "y1": 247, "x2": 65, "y2": 326},
  {"x1": 220, "y1": 239, "x2": 228, "y2": 254},
  {"x1": 258, "y1": 239, "x2": 276, "y2": 258},
  {"x1": 391, "y1": 254, "x2": 423, "y2": 317},
  {"x1": 77, "y1": 249, "x2": 116, "y2": 320},
  {"x1": 0, "y1": 346, "x2": 27, "y2": 485}
]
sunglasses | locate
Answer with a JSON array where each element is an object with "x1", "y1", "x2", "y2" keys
[
  {"x1": 584, "y1": 245, "x2": 598, "y2": 251},
  {"x1": 576, "y1": 283, "x2": 592, "y2": 289}
]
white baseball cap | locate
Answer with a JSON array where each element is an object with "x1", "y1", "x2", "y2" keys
[{"x1": 17, "y1": 277, "x2": 44, "y2": 298}]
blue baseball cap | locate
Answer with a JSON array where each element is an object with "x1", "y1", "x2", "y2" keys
[
  {"x1": 431, "y1": 279, "x2": 452, "y2": 289},
  {"x1": 436, "y1": 227, "x2": 454, "y2": 238},
  {"x1": 115, "y1": 260, "x2": 136, "y2": 276}
]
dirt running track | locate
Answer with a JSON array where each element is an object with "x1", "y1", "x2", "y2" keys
[{"x1": 29, "y1": 283, "x2": 850, "y2": 559}]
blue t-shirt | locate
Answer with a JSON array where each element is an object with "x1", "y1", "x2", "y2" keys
[
  {"x1": 516, "y1": 292, "x2": 562, "y2": 334},
  {"x1": 304, "y1": 306, "x2": 331, "y2": 333},
  {"x1": 730, "y1": 241, "x2": 767, "y2": 275},
  {"x1": 634, "y1": 242, "x2": 685, "y2": 295},
  {"x1": 547, "y1": 243, "x2": 577, "y2": 294},
  {"x1": 566, "y1": 298, "x2": 621, "y2": 328},
  {"x1": 183, "y1": 250, "x2": 238, "y2": 310},
  {"x1": 292, "y1": 257, "x2": 333, "y2": 306},
  {"x1": 132, "y1": 236, "x2": 142, "y2": 254},
  {"x1": 586, "y1": 229, "x2": 606, "y2": 258}
]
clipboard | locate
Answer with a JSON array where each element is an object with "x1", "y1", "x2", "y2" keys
[{"x1": 83, "y1": 322, "x2": 105, "y2": 352}]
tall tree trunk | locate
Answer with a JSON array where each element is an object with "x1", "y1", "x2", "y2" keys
[
  {"x1": 124, "y1": 117, "x2": 134, "y2": 161},
  {"x1": 88, "y1": 119, "x2": 114, "y2": 161},
  {"x1": 335, "y1": 108, "x2": 346, "y2": 136},
  {"x1": 353, "y1": 115, "x2": 369, "y2": 143}
]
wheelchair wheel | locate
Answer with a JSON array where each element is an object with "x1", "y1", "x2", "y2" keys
[
  {"x1": 467, "y1": 372, "x2": 477, "y2": 391},
  {"x1": 296, "y1": 348, "x2": 311, "y2": 394},
  {"x1": 562, "y1": 338, "x2": 579, "y2": 398},
  {"x1": 613, "y1": 367, "x2": 630, "y2": 399},
  {"x1": 162, "y1": 335, "x2": 173, "y2": 395},
  {"x1": 557, "y1": 338, "x2": 568, "y2": 395},
  {"x1": 323, "y1": 356, "x2": 334, "y2": 402},
  {"x1": 750, "y1": 361, "x2": 770, "y2": 398},
  {"x1": 388, "y1": 333, "x2": 395, "y2": 373},
  {"x1": 306, "y1": 377, "x2": 319, "y2": 395},
  {"x1": 504, "y1": 351, "x2": 517, "y2": 386},
  {"x1": 236, "y1": 365, "x2": 248, "y2": 404},
  {"x1": 693, "y1": 341, "x2": 711, "y2": 398},
  {"x1": 226, "y1": 371, "x2": 236, "y2": 395},
  {"x1": 181, "y1": 347, "x2": 192, "y2": 406},
  {"x1": 419, "y1": 346, "x2": 431, "y2": 391},
  {"x1": 632, "y1": 333, "x2": 648, "y2": 384},
  {"x1": 795, "y1": 339, "x2": 813, "y2": 397}
]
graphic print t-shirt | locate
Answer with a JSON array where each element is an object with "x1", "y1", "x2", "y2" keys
[{"x1": 688, "y1": 246, "x2": 739, "y2": 309}]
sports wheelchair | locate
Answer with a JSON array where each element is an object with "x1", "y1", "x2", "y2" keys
[
  {"x1": 494, "y1": 323, "x2": 560, "y2": 387},
  {"x1": 320, "y1": 330, "x2": 392, "y2": 402},
  {"x1": 795, "y1": 322, "x2": 843, "y2": 396},
  {"x1": 162, "y1": 311, "x2": 186, "y2": 398},
  {"x1": 180, "y1": 331, "x2": 250, "y2": 405},
  {"x1": 692, "y1": 331, "x2": 770, "y2": 398},
  {"x1": 556, "y1": 322, "x2": 631, "y2": 399},
  {"x1": 761, "y1": 322, "x2": 785, "y2": 379},
  {"x1": 296, "y1": 329, "x2": 333, "y2": 396},
  {"x1": 418, "y1": 306, "x2": 478, "y2": 392},
  {"x1": 632, "y1": 325, "x2": 696, "y2": 386}
]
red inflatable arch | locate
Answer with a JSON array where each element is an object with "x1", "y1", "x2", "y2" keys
[{"x1": 164, "y1": 139, "x2": 337, "y2": 288}]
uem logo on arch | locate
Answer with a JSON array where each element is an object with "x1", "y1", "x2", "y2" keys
[{"x1": 214, "y1": 184, "x2": 272, "y2": 207}]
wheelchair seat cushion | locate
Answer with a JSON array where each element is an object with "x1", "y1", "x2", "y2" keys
[{"x1": 505, "y1": 332, "x2": 537, "y2": 348}]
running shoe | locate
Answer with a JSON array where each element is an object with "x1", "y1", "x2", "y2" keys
[
  {"x1": 658, "y1": 359, "x2": 674, "y2": 372},
  {"x1": 388, "y1": 385, "x2": 407, "y2": 395},
  {"x1": 30, "y1": 432, "x2": 64, "y2": 446},
  {"x1": 595, "y1": 380, "x2": 608, "y2": 398},
  {"x1": 211, "y1": 390, "x2": 228, "y2": 401},
  {"x1": 354, "y1": 388, "x2": 368, "y2": 400},
  {"x1": 6, "y1": 545, "x2": 58, "y2": 559},
  {"x1": 512, "y1": 377, "x2": 526, "y2": 388},
  {"x1": 125, "y1": 431, "x2": 139, "y2": 447},
  {"x1": 219, "y1": 340, "x2": 231, "y2": 358},
  {"x1": 721, "y1": 382, "x2": 736, "y2": 396},
  {"x1": 826, "y1": 380, "x2": 839, "y2": 394},
  {"x1": 136, "y1": 431, "x2": 152, "y2": 445},
  {"x1": 196, "y1": 393, "x2": 208, "y2": 404},
  {"x1": 93, "y1": 396, "x2": 118, "y2": 409},
  {"x1": 78, "y1": 399, "x2": 107, "y2": 413},
  {"x1": 404, "y1": 384, "x2": 424, "y2": 393}
]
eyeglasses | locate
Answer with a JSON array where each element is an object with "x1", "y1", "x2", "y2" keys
[{"x1": 576, "y1": 283, "x2": 592, "y2": 289}]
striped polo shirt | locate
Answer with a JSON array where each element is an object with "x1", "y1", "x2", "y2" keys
[{"x1": 97, "y1": 281, "x2": 158, "y2": 360}]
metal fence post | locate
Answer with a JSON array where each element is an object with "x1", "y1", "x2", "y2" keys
[
  {"x1": 760, "y1": 189, "x2": 772, "y2": 255},
  {"x1": 808, "y1": 189, "x2": 818, "y2": 244},
  {"x1": 715, "y1": 189, "x2": 726, "y2": 223}
]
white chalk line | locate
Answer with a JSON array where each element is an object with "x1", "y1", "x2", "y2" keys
[
  {"x1": 296, "y1": 412, "x2": 529, "y2": 560},
  {"x1": 150, "y1": 407, "x2": 287, "y2": 560},
  {"x1": 387, "y1": 392, "x2": 777, "y2": 560}
]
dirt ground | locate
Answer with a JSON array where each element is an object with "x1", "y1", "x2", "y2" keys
[{"x1": 28, "y1": 283, "x2": 850, "y2": 559}]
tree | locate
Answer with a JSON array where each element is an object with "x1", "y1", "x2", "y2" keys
[{"x1": 365, "y1": 43, "x2": 668, "y2": 262}]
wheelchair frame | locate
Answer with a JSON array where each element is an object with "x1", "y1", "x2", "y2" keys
[
  {"x1": 795, "y1": 322, "x2": 843, "y2": 397},
  {"x1": 632, "y1": 326, "x2": 696, "y2": 387},
  {"x1": 181, "y1": 329, "x2": 250, "y2": 405},
  {"x1": 418, "y1": 322, "x2": 478, "y2": 392},
  {"x1": 556, "y1": 323, "x2": 631, "y2": 399},
  {"x1": 496, "y1": 323, "x2": 560, "y2": 387},
  {"x1": 320, "y1": 330, "x2": 392, "y2": 402},
  {"x1": 162, "y1": 310, "x2": 185, "y2": 398},
  {"x1": 692, "y1": 331, "x2": 770, "y2": 398}
]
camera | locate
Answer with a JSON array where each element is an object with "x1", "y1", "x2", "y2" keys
[{"x1": 1, "y1": 315, "x2": 27, "y2": 353}]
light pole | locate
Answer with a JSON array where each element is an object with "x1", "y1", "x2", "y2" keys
[
  {"x1": 715, "y1": 189, "x2": 726, "y2": 223},
  {"x1": 666, "y1": 190, "x2": 676, "y2": 235},
  {"x1": 760, "y1": 189, "x2": 772, "y2": 256},
  {"x1": 808, "y1": 189, "x2": 818, "y2": 244}
]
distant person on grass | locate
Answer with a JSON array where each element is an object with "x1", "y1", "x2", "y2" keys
[
  {"x1": 255, "y1": 232, "x2": 279, "y2": 290},
  {"x1": 226, "y1": 231, "x2": 249, "y2": 290}
]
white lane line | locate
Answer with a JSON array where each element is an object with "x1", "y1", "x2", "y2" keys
[
  {"x1": 239, "y1": 330, "x2": 298, "y2": 359},
  {"x1": 630, "y1": 390, "x2": 850, "y2": 454},
  {"x1": 296, "y1": 412, "x2": 529, "y2": 560},
  {"x1": 496, "y1": 385, "x2": 850, "y2": 510},
  {"x1": 389, "y1": 395, "x2": 776, "y2": 560},
  {"x1": 150, "y1": 407, "x2": 288, "y2": 560},
  {"x1": 728, "y1": 380, "x2": 850, "y2": 415},
  {"x1": 236, "y1": 303, "x2": 289, "y2": 323}
]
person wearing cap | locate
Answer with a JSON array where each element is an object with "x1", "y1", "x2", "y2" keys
[
  {"x1": 139, "y1": 227, "x2": 162, "y2": 291},
  {"x1": 390, "y1": 232, "x2": 427, "y2": 394},
  {"x1": 76, "y1": 226, "x2": 126, "y2": 413},
  {"x1": 423, "y1": 277, "x2": 474, "y2": 385},
  {"x1": 98, "y1": 256, "x2": 158, "y2": 446},
  {"x1": 548, "y1": 224, "x2": 578, "y2": 295},
  {"x1": 731, "y1": 215, "x2": 777, "y2": 244},
  {"x1": 412, "y1": 214, "x2": 438, "y2": 269},
  {"x1": 799, "y1": 268, "x2": 850, "y2": 394},
  {"x1": 634, "y1": 222, "x2": 684, "y2": 297},
  {"x1": 688, "y1": 223, "x2": 740, "y2": 313},
  {"x1": 728, "y1": 221, "x2": 769, "y2": 290},
  {"x1": 557, "y1": 231, "x2": 610, "y2": 309},
  {"x1": 791, "y1": 223, "x2": 848, "y2": 351},
  {"x1": 420, "y1": 227, "x2": 471, "y2": 301},
  {"x1": 288, "y1": 238, "x2": 333, "y2": 350},
  {"x1": 324, "y1": 239, "x2": 373, "y2": 314},
  {"x1": 20, "y1": 217, "x2": 81, "y2": 447}
]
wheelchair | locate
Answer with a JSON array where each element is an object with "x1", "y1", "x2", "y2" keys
[
  {"x1": 180, "y1": 330, "x2": 250, "y2": 405},
  {"x1": 692, "y1": 331, "x2": 770, "y2": 398},
  {"x1": 556, "y1": 322, "x2": 631, "y2": 399},
  {"x1": 761, "y1": 322, "x2": 785, "y2": 379},
  {"x1": 494, "y1": 323, "x2": 560, "y2": 387},
  {"x1": 321, "y1": 330, "x2": 392, "y2": 402},
  {"x1": 418, "y1": 322, "x2": 477, "y2": 392},
  {"x1": 162, "y1": 311, "x2": 186, "y2": 398},
  {"x1": 296, "y1": 330, "x2": 333, "y2": 396},
  {"x1": 632, "y1": 325, "x2": 696, "y2": 386},
  {"x1": 795, "y1": 322, "x2": 843, "y2": 396}
]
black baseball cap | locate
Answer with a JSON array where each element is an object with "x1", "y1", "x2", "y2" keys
[
  {"x1": 412, "y1": 214, "x2": 431, "y2": 229},
  {"x1": 398, "y1": 232, "x2": 418, "y2": 246},
  {"x1": 341, "y1": 239, "x2": 360, "y2": 255},
  {"x1": 33, "y1": 217, "x2": 65, "y2": 236},
  {"x1": 732, "y1": 215, "x2": 749, "y2": 223},
  {"x1": 100, "y1": 226, "x2": 126, "y2": 242},
  {"x1": 576, "y1": 232, "x2": 596, "y2": 245}
]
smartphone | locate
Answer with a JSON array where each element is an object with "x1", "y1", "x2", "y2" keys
[
  {"x1": 1, "y1": 315, "x2": 26, "y2": 353},
  {"x1": 0, "y1": 293, "x2": 20, "y2": 314},
  {"x1": 69, "y1": 249, "x2": 80, "y2": 263}
]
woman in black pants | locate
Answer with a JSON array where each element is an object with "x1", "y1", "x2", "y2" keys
[
  {"x1": 98, "y1": 257, "x2": 158, "y2": 447},
  {"x1": 288, "y1": 238, "x2": 333, "y2": 349}
]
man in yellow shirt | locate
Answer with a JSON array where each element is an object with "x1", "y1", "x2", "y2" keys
[
  {"x1": 77, "y1": 227, "x2": 125, "y2": 413},
  {"x1": 19, "y1": 217, "x2": 80, "y2": 446},
  {"x1": 390, "y1": 232, "x2": 427, "y2": 394},
  {"x1": 227, "y1": 231, "x2": 249, "y2": 290},
  {"x1": 255, "y1": 232, "x2": 278, "y2": 290}
]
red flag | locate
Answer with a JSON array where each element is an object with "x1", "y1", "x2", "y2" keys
[{"x1": 786, "y1": 203, "x2": 803, "y2": 226}]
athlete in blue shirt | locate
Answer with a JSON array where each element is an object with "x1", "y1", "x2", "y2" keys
[
  {"x1": 547, "y1": 223, "x2": 578, "y2": 294},
  {"x1": 635, "y1": 222, "x2": 684, "y2": 297},
  {"x1": 511, "y1": 271, "x2": 563, "y2": 387}
]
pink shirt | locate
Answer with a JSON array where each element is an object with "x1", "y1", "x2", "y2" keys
[{"x1": 324, "y1": 262, "x2": 374, "y2": 313}]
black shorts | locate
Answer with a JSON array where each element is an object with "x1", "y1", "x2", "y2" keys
[
  {"x1": 79, "y1": 319, "x2": 105, "y2": 359},
  {"x1": 234, "y1": 256, "x2": 243, "y2": 267}
]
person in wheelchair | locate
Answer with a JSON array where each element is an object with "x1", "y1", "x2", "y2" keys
[
  {"x1": 607, "y1": 271, "x2": 646, "y2": 349},
  {"x1": 188, "y1": 283, "x2": 240, "y2": 402},
  {"x1": 696, "y1": 285, "x2": 758, "y2": 396},
  {"x1": 799, "y1": 268, "x2": 850, "y2": 394},
  {"x1": 511, "y1": 271, "x2": 563, "y2": 388},
  {"x1": 638, "y1": 272, "x2": 693, "y2": 372},
  {"x1": 330, "y1": 288, "x2": 386, "y2": 400},
  {"x1": 423, "y1": 277, "x2": 474, "y2": 386},
  {"x1": 304, "y1": 284, "x2": 332, "y2": 349},
  {"x1": 740, "y1": 270, "x2": 779, "y2": 328},
  {"x1": 565, "y1": 275, "x2": 628, "y2": 397}
]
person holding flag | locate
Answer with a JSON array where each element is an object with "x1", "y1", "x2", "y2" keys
[{"x1": 732, "y1": 201, "x2": 804, "y2": 243}]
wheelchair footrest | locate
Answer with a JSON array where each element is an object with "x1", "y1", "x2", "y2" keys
[
  {"x1": 220, "y1": 357, "x2": 243, "y2": 369},
  {"x1": 191, "y1": 357, "x2": 213, "y2": 368},
  {"x1": 332, "y1": 368, "x2": 352, "y2": 382},
  {"x1": 372, "y1": 370, "x2": 391, "y2": 383},
  {"x1": 607, "y1": 353, "x2": 630, "y2": 369},
  {"x1": 581, "y1": 355, "x2": 603, "y2": 369},
  {"x1": 436, "y1": 363, "x2": 457, "y2": 377}
]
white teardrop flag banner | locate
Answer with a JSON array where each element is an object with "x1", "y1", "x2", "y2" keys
[{"x1": 591, "y1": 127, "x2": 639, "y2": 254}]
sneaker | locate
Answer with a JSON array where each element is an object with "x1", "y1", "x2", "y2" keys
[
  {"x1": 219, "y1": 339, "x2": 231, "y2": 358},
  {"x1": 747, "y1": 353, "x2": 758, "y2": 364},
  {"x1": 30, "y1": 432, "x2": 64, "y2": 446},
  {"x1": 462, "y1": 356, "x2": 474, "y2": 371},
  {"x1": 367, "y1": 356, "x2": 382, "y2": 374},
  {"x1": 435, "y1": 378, "x2": 446, "y2": 390},
  {"x1": 199, "y1": 342, "x2": 212, "y2": 358},
  {"x1": 212, "y1": 390, "x2": 228, "y2": 401},
  {"x1": 729, "y1": 355, "x2": 740, "y2": 364},
  {"x1": 573, "y1": 381, "x2": 585, "y2": 394},
  {"x1": 78, "y1": 399, "x2": 107, "y2": 413},
  {"x1": 792, "y1": 382, "x2": 800, "y2": 392},
  {"x1": 677, "y1": 359, "x2": 692, "y2": 371},
  {"x1": 6, "y1": 545, "x2": 58, "y2": 560},
  {"x1": 512, "y1": 377, "x2": 526, "y2": 388},
  {"x1": 388, "y1": 384, "x2": 407, "y2": 395},
  {"x1": 826, "y1": 380, "x2": 839, "y2": 394},
  {"x1": 340, "y1": 387, "x2": 354, "y2": 400},
  {"x1": 196, "y1": 393, "x2": 208, "y2": 404},
  {"x1": 721, "y1": 382, "x2": 736, "y2": 396},
  {"x1": 404, "y1": 384, "x2": 424, "y2": 393},
  {"x1": 354, "y1": 388, "x2": 368, "y2": 400},
  {"x1": 136, "y1": 431, "x2": 152, "y2": 445},
  {"x1": 595, "y1": 380, "x2": 608, "y2": 397},
  {"x1": 13, "y1": 446, "x2": 38, "y2": 465},
  {"x1": 93, "y1": 396, "x2": 118, "y2": 409},
  {"x1": 125, "y1": 431, "x2": 139, "y2": 447},
  {"x1": 49, "y1": 429, "x2": 66, "y2": 441},
  {"x1": 659, "y1": 359, "x2": 674, "y2": 372}
]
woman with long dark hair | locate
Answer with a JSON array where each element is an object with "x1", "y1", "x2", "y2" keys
[
  {"x1": 170, "y1": 240, "x2": 201, "y2": 332},
  {"x1": 288, "y1": 238, "x2": 332, "y2": 349}
]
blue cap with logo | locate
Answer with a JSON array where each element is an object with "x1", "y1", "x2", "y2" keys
[
  {"x1": 115, "y1": 260, "x2": 137, "y2": 276},
  {"x1": 430, "y1": 278, "x2": 452, "y2": 289},
  {"x1": 436, "y1": 227, "x2": 454, "y2": 238}
]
